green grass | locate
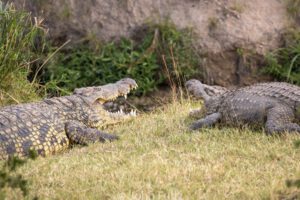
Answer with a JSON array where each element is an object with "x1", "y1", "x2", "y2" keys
[
  {"x1": 4, "y1": 101, "x2": 300, "y2": 199},
  {"x1": 0, "y1": 2, "x2": 47, "y2": 106}
]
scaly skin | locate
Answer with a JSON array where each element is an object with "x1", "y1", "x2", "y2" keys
[
  {"x1": 0, "y1": 78, "x2": 138, "y2": 159},
  {"x1": 186, "y1": 80, "x2": 300, "y2": 134}
]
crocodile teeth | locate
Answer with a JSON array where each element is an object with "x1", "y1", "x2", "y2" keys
[
  {"x1": 116, "y1": 110, "x2": 122, "y2": 115},
  {"x1": 124, "y1": 94, "x2": 127, "y2": 99},
  {"x1": 129, "y1": 109, "x2": 137, "y2": 116},
  {"x1": 131, "y1": 85, "x2": 138, "y2": 90}
]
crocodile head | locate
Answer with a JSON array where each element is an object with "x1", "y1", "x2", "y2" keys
[
  {"x1": 185, "y1": 79, "x2": 228, "y2": 101},
  {"x1": 74, "y1": 78, "x2": 138, "y2": 128},
  {"x1": 185, "y1": 79, "x2": 228, "y2": 117}
]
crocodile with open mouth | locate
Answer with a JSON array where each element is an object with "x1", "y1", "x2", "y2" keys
[{"x1": 0, "y1": 78, "x2": 138, "y2": 159}]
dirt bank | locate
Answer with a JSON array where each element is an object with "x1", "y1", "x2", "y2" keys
[{"x1": 10, "y1": 0, "x2": 296, "y2": 86}]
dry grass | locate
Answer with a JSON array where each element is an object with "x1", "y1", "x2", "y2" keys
[{"x1": 6, "y1": 101, "x2": 300, "y2": 199}]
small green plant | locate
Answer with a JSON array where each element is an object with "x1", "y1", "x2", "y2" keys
[
  {"x1": 0, "y1": 150, "x2": 38, "y2": 199},
  {"x1": 264, "y1": 28, "x2": 300, "y2": 85},
  {"x1": 61, "y1": 5, "x2": 71, "y2": 19},
  {"x1": 229, "y1": 3, "x2": 245, "y2": 13},
  {"x1": 153, "y1": 23, "x2": 201, "y2": 82},
  {"x1": 0, "y1": 2, "x2": 47, "y2": 105},
  {"x1": 284, "y1": 140, "x2": 300, "y2": 193},
  {"x1": 286, "y1": 0, "x2": 300, "y2": 18},
  {"x1": 208, "y1": 17, "x2": 219, "y2": 30},
  {"x1": 43, "y1": 22, "x2": 201, "y2": 96},
  {"x1": 286, "y1": 179, "x2": 300, "y2": 188}
]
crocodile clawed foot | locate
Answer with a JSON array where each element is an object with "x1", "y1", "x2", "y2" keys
[
  {"x1": 189, "y1": 113, "x2": 221, "y2": 131},
  {"x1": 189, "y1": 121, "x2": 201, "y2": 130},
  {"x1": 100, "y1": 133, "x2": 120, "y2": 142},
  {"x1": 189, "y1": 122, "x2": 208, "y2": 131}
]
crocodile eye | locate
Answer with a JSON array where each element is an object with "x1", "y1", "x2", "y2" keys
[{"x1": 97, "y1": 99, "x2": 106, "y2": 104}]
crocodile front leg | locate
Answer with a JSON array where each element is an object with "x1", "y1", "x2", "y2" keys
[
  {"x1": 190, "y1": 113, "x2": 221, "y2": 130},
  {"x1": 65, "y1": 121, "x2": 119, "y2": 145},
  {"x1": 265, "y1": 105, "x2": 300, "y2": 134}
]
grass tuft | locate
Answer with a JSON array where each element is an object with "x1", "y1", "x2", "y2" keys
[{"x1": 0, "y1": 2, "x2": 49, "y2": 106}]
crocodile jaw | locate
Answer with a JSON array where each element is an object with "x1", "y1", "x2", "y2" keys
[
  {"x1": 89, "y1": 107, "x2": 137, "y2": 128},
  {"x1": 74, "y1": 78, "x2": 138, "y2": 104},
  {"x1": 97, "y1": 78, "x2": 138, "y2": 103},
  {"x1": 83, "y1": 78, "x2": 138, "y2": 128}
]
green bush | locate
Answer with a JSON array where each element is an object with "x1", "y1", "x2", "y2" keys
[
  {"x1": 264, "y1": 28, "x2": 300, "y2": 85},
  {"x1": 44, "y1": 38, "x2": 160, "y2": 96},
  {"x1": 0, "y1": 2, "x2": 46, "y2": 106},
  {"x1": 43, "y1": 23, "x2": 201, "y2": 96}
]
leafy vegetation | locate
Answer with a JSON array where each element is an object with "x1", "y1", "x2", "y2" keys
[
  {"x1": 264, "y1": 1, "x2": 300, "y2": 84},
  {"x1": 43, "y1": 23, "x2": 201, "y2": 96},
  {"x1": 285, "y1": 140, "x2": 300, "y2": 188},
  {"x1": 0, "y1": 2, "x2": 46, "y2": 106},
  {"x1": 0, "y1": 150, "x2": 37, "y2": 199},
  {"x1": 264, "y1": 28, "x2": 300, "y2": 85},
  {"x1": 43, "y1": 38, "x2": 160, "y2": 96},
  {"x1": 0, "y1": 1, "x2": 201, "y2": 98},
  {"x1": 286, "y1": 0, "x2": 300, "y2": 18}
]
